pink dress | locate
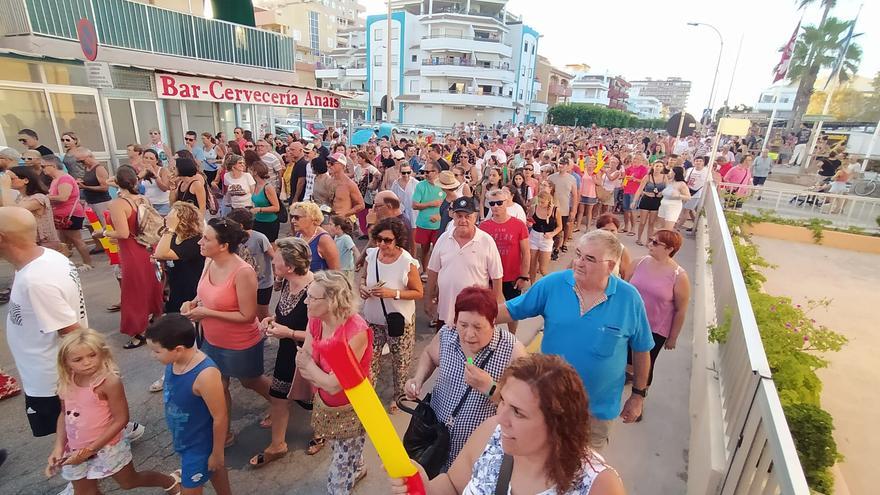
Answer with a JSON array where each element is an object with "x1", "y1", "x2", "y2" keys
[
  {"x1": 60, "y1": 375, "x2": 122, "y2": 450},
  {"x1": 309, "y1": 314, "x2": 373, "y2": 407}
]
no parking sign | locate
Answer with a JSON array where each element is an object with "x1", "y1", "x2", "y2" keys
[{"x1": 76, "y1": 18, "x2": 98, "y2": 61}]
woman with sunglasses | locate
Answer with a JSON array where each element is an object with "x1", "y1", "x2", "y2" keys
[
  {"x1": 624, "y1": 229, "x2": 690, "y2": 409},
  {"x1": 145, "y1": 128, "x2": 172, "y2": 166},
  {"x1": 478, "y1": 167, "x2": 503, "y2": 221},
  {"x1": 43, "y1": 156, "x2": 94, "y2": 269},
  {"x1": 60, "y1": 131, "x2": 89, "y2": 182},
  {"x1": 521, "y1": 163, "x2": 539, "y2": 194},
  {"x1": 291, "y1": 201, "x2": 340, "y2": 271},
  {"x1": 360, "y1": 217, "x2": 423, "y2": 414}
]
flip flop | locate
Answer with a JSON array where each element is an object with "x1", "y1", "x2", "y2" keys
[
  {"x1": 106, "y1": 303, "x2": 121, "y2": 312},
  {"x1": 225, "y1": 434, "x2": 235, "y2": 448},
  {"x1": 635, "y1": 240, "x2": 644, "y2": 246},
  {"x1": 259, "y1": 414, "x2": 272, "y2": 429},
  {"x1": 627, "y1": 231, "x2": 636, "y2": 236},
  {"x1": 307, "y1": 437, "x2": 325, "y2": 455},
  {"x1": 249, "y1": 449, "x2": 288, "y2": 468}
]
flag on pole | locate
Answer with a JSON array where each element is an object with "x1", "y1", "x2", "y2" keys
[
  {"x1": 823, "y1": 16, "x2": 858, "y2": 90},
  {"x1": 772, "y1": 20, "x2": 801, "y2": 83}
]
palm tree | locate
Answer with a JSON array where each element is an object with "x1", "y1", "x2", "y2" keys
[
  {"x1": 789, "y1": 0, "x2": 836, "y2": 128},
  {"x1": 787, "y1": 16, "x2": 862, "y2": 127}
]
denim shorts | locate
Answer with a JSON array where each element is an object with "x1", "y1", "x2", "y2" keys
[
  {"x1": 622, "y1": 193, "x2": 637, "y2": 211},
  {"x1": 200, "y1": 338, "x2": 265, "y2": 379}
]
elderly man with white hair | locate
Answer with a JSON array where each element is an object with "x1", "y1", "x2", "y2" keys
[
  {"x1": 497, "y1": 229, "x2": 654, "y2": 450},
  {"x1": 0, "y1": 146, "x2": 21, "y2": 171}
]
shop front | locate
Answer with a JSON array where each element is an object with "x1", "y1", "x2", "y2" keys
[{"x1": 0, "y1": 53, "x2": 345, "y2": 170}]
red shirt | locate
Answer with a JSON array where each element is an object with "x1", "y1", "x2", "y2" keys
[
  {"x1": 309, "y1": 314, "x2": 373, "y2": 407},
  {"x1": 479, "y1": 217, "x2": 529, "y2": 282},
  {"x1": 718, "y1": 162, "x2": 733, "y2": 178},
  {"x1": 623, "y1": 165, "x2": 648, "y2": 195}
]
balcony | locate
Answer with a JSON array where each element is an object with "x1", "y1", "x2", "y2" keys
[
  {"x1": 530, "y1": 101, "x2": 548, "y2": 113},
  {"x1": 420, "y1": 34, "x2": 512, "y2": 58},
  {"x1": 1, "y1": 0, "x2": 295, "y2": 71},
  {"x1": 420, "y1": 60, "x2": 513, "y2": 83},
  {"x1": 548, "y1": 83, "x2": 572, "y2": 97},
  {"x1": 418, "y1": 89, "x2": 513, "y2": 108}
]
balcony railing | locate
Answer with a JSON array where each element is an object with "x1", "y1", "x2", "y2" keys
[
  {"x1": 3, "y1": 0, "x2": 295, "y2": 71},
  {"x1": 421, "y1": 89, "x2": 507, "y2": 97},
  {"x1": 421, "y1": 59, "x2": 510, "y2": 70},
  {"x1": 694, "y1": 184, "x2": 810, "y2": 493},
  {"x1": 422, "y1": 33, "x2": 504, "y2": 43},
  {"x1": 548, "y1": 83, "x2": 572, "y2": 97}
]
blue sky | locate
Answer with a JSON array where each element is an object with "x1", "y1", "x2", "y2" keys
[{"x1": 361, "y1": 0, "x2": 879, "y2": 115}]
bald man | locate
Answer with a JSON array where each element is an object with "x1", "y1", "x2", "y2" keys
[{"x1": 0, "y1": 206, "x2": 87, "y2": 437}]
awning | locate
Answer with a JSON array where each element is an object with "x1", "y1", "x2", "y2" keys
[
  {"x1": 474, "y1": 52, "x2": 502, "y2": 63},
  {"x1": 474, "y1": 78, "x2": 504, "y2": 86}
]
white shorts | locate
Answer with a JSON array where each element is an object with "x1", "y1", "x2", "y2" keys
[
  {"x1": 62, "y1": 437, "x2": 132, "y2": 481},
  {"x1": 658, "y1": 200, "x2": 683, "y2": 222},
  {"x1": 529, "y1": 229, "x2": 554, "y2": 252}
]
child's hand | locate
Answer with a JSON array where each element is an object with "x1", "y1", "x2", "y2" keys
[
  {"x1": 46, "y1": 446, "x2": 66, "y2": 477},
  {"x1": 63, "y1": 448, "x2": 94, "y2": 466},
  {"x1": 208, "y1": 451, "x2": 225, "y2": 472}
]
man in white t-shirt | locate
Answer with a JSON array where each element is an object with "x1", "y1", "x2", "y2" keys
[
  {"x1": 486, "y1": 139, "x2": 508, "y2": 164},
  {"x1": 1, "y1": 206, "x2": 87, "y2": 437},
  {"x1": 677, "y1": 156, "x2": 710, "y2": 232}
]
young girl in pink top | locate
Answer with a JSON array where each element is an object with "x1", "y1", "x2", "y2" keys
[{"x1": 47, "y1": 329, "x2": 180, "y2": 494}]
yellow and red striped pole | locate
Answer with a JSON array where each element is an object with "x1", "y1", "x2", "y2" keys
[
  {"x1": 84, "y1": 208, "x2": 119, "y2": 265},
  {"x1": 319, "y1": 338, "x2": 425, "y2": 495}
]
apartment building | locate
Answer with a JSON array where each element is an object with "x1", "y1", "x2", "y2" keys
[
  {"x1": 629, "y1": 77, "x2": 691, "y2": 115},
  {"x1": 352, "y1": 0, "x2": 539, "y2": 127},
  {"x1": 533, "y1": 55, "x2": 573, "y2": 123},
  {"x1": 0, "y1": 0, "x2": 343, "y2": 169},
  {"x1": 627, "y1": 86, "x2": 663, "y2": 119}
]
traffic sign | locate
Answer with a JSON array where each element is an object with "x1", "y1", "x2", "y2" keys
[{"x1": 77, "y1": 18, "x2": 98, "y2": 61}]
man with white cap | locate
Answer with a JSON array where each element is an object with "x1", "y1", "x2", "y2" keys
[
  {"x1": 381, "y1": 149, "x2": 405, "y2": 190},
  {"x1": 425, "y1": 196, "x2": 503, "y2": 328},
  {"x1": 327, "y1": 152, "x2": 365, "y2": 218}
]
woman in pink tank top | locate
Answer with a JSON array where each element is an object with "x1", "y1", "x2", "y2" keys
[
  {"x1": 181, "y1": 217, "x2": 271, "y2": 446},
  {"x1": 625, "y1": 229, "x2": 691, "y2": 394}
]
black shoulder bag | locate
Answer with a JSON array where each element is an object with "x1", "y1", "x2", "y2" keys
[
  {"x1": 375, "y1": 256, "x2": 406, "y2": 337},
  {"x1": 397, "y1": 349, "x2": 495, "y2": 479}
]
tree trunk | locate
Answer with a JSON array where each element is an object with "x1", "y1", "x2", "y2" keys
[{"x1": 791, "y1": 1, "x2": 834, "y2": 129}]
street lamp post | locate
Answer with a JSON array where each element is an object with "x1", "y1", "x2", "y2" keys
[{"x1": 688, "y1": 22, "x2": 724, "y2": 122}]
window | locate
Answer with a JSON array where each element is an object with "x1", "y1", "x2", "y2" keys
[
  {"x1": 374, "y1": 28, "x2": 384, "y2": 41},
  {"x1": 518, "y1": 89, "x2": 523, "y2": 100},
  {"x1": 184, "y1": 101, "x2": 214, "y2": 138},
  {"x1": 391, "y1": 27, "x2": 400, "y2": 40},
  {"x1": 292, "y1": 29, "x2": 302, "y2": 42},
  {"x1": 309, "y1": 11, "x2": 320, "y2": 55},
  {"x1": 373, "y1": 79, "x2": 384, "y2": 92},
  {"x1": 373, "y1": 54, "x2": 383, "y2": 66},
  {"x1": 133, "y1": 100, "x2": 160, "y2": 149},
  {"x1": 107, "y1": 99, "x2": 137, "y2": 151},
  {"x1": 523, "y1": 42, "x2": 528, "y2": 53},
  {"x1": 327, "y1": 36, "x2": 335, "y2": 49},
  {"x1": 0, "y1": 58, "x2": 42, "y2": 83},
  {"x1": 49, "y1": 93, "x2": 105, "y2": 152},
  {"x1": 0, "y1": 88, "x2": 56, "y2": 150},
  {"x1": 391, "y1": 55, "x2": 399, "y2": 66},
  {"x1": 409, "y1": 80, "x2": 420, "y2": 92},
  {"x1": 411, "y1": 54, "x2": 418, "y2": 63},
  {"x1": 43, "y1": 63, "x2": 89, "y2": 86}
]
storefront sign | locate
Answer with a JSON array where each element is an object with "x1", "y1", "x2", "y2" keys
[
  {"x1": 85, "y1": 62, "x2": 114, "y2": 89},
  {"x1": 340, "y1": 98, "x2": 368, "y2": 111},
  {"x1": 155, "y1": 74, "x2": 340, "y2": 109}
]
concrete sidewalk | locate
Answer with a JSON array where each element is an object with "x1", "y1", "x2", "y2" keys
[{"x1": 0, "y1": 229, "x2": 694, "y2": 494}]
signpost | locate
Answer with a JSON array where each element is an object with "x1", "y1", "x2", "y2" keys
[{"x1": 77, "y1": 19, "x2": 98, "y2": 61}]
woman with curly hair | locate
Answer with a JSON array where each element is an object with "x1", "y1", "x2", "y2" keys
[{"x1": 392, "y1": 354, "x2": 624, "y2": 495}]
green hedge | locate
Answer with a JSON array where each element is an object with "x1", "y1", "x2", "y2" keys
[
  {"x1": 719, "y1": 213, "x2": 846, "y2": 494},
  {"x1": 548, "y1": 103, "x2": 665, "y2": 129}
]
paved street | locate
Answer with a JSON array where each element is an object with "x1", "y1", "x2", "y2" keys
[{"x1": 0, "y1": 231, "x2": 694, "y2": 495}]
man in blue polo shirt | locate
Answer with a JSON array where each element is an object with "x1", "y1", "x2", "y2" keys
[{"x1": 497, "y1": 229, "x2": 653, "y2": 449}]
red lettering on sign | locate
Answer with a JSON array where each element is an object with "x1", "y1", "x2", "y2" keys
[
  {"x1": 209, "y1": 80, "x2": 223, "y2": 99},
  {"x1": 159, "y1": 75, "x2": 178, "y2": 97},
  {"x1": 271, "y1": 93, "x2": 279, "y2": 104},
  {"x1": 224, "y1": 87, "x2": 235, "y2": 100},
  {"x1": 253, "y1": 91, "x2": 262, "y2": 103}
]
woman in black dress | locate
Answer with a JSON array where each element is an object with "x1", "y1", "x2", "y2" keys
[{"x1": 249, "y1": 236, "x2": 319, "y2": 468}]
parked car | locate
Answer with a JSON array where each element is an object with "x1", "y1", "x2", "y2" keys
[
  {"x1": 277, "y1": 117, "x2": 326, "y2": 136},
  {"x1": 275, "y1": 124, "x2": 316, "y2": 141}
]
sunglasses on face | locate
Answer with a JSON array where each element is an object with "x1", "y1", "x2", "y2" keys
[
  {"x1": 185, "y1": 137, "x2": 195, "y2": 142},
  {"x1": 246, "y1": 145, "x2": 255, "y2": 149},
  {"x1": 524, "y1": 167, "x2": 533, "y2": 171},
  {"x1": 376, "y1": 236, "x2": 395, "y2": 245},
  {"x1": 648, "y1": 238, "x2": 667, "y2": 248},
  {"x1": 62, "y1": 138, "x2": 74, "y2": 142},
  {"x1": 291, "y1": 214, "x2": 303, "y2": 220},
  {"x1": 488, "y1": 200, "x2": 505, "y2": 207},
  {"x1": 149, "y1": 132, "x2": 159, "y2": 135},
  {"x1": 401, "y1": 171, "x2": 412, "y2": 175},
  {"x1": 17, "y1": 138, "x2": 27, "y2": 143}
]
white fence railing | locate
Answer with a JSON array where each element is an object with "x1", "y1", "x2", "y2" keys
[
  {"x1": 718, "y1": 182, "x2": 880, "y2": 232},
  {"x1": 695, "y1": 185, "x2": 811, "y2": 494}
]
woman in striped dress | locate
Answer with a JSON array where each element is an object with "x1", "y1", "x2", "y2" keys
[{"x1": 406, "y1": 286, "x2": 527, "y2": 470}]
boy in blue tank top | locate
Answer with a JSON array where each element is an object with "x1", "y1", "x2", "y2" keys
[{"x1": 146, "y1": 314, "x2": 231, "y2": 495}]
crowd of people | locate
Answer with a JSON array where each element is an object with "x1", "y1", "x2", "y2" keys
[{"x1": 1, "y1": 118, "x2": 799, "y2": 495}]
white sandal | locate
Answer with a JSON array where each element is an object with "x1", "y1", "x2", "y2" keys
[
  {"x1": 149, "y1": 377, "x2": 165, "y2": 393},
  {"x1": 164, "y1": 469, "x2": 181, "y2": 493}
]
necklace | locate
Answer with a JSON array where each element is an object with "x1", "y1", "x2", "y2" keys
[{"x1": 174, "y1": 351, "x2": 199, "y2": 375}]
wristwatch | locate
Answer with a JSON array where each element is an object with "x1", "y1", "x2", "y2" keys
[
  {"x1": 631, "y1": 387, "x2": 647, "y2": 398},
  {"x1": 394, "y1": 290, "x2": 401, "y2": 300},
  {"x1": 485, "y1": 381, "x2": 497, "y2": 397}
]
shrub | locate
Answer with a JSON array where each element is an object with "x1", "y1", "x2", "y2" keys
[
  {"x1": 548, "y1": 103, "x2": 664, "y2": 129},
  {"x1": 784, "y1": 403, "x2": 842, "y2": 494}
]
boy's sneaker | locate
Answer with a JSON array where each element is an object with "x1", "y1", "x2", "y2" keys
[{"x1": 124, "y1": 421, "x2": 146, "y2": 442}]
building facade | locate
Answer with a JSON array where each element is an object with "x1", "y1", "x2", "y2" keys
[
  {"x1": 608, "y1": 76, "x2": 630, "y2": 111},
  {"x1": 627, "y1": 85, "x2": 663, "y2": 119},
  {"x1": 628, "y1": 77, "x2": 691, "y2": 115},
  {"x1": 532, "y1": 56, "x2": 572, "y2": 124},
  {"x1": 0, "y1": 0, "x2": 342, "y2": 170},
  {"x1": 350, "y1": 0, "x2": 538, "y2": 127},
  {"x1": 569, "y1": 73, "x2": 610, "y2": 107}
]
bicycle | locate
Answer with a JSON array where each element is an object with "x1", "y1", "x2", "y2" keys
[{"x1": 852, "y1": 175, "x2": 878, "y2": 196}]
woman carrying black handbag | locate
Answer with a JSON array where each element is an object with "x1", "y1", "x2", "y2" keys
[
  {"x1": 401, "y1": 286, "x2": 527, "y2": 475},
  {"x1": 360, "y1": 217, "x2": 424, "y2": 413}
]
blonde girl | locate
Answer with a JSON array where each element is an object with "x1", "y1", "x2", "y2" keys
[
  {"x1": 48, "y1": 329, "x2": 180, "y2": 494},
  {"x1": 527, "y1": 188, "x2": 563, "y2": 282}
]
